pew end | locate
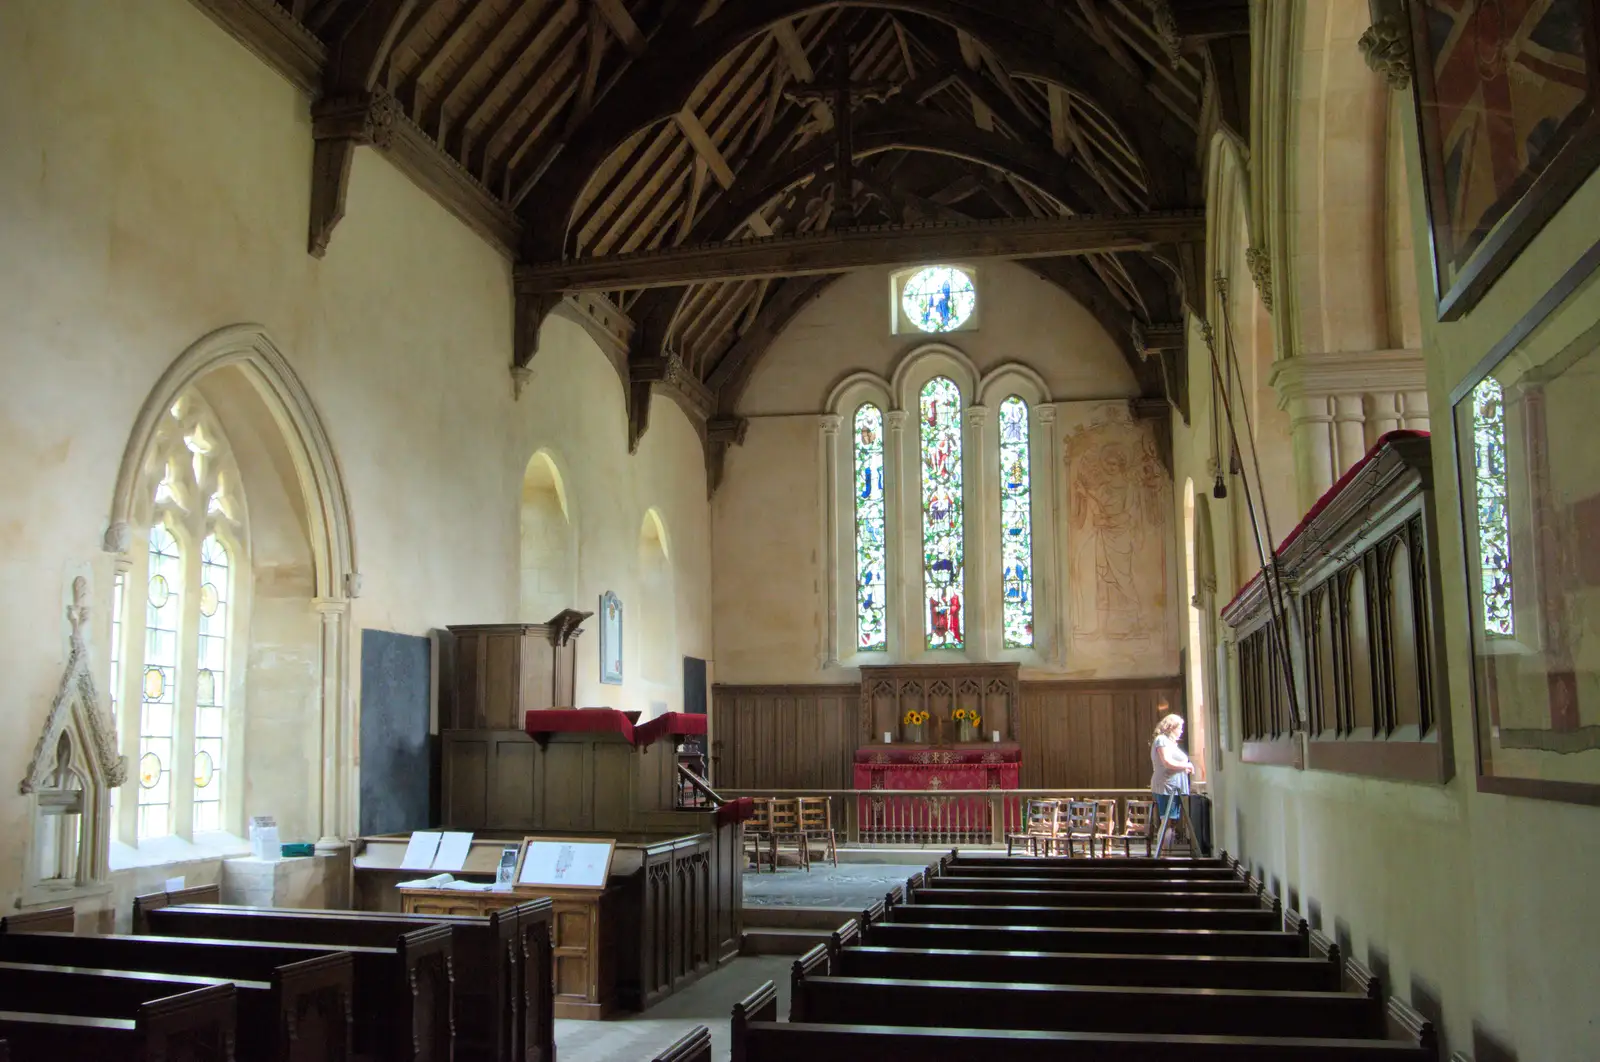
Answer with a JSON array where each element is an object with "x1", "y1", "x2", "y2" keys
[
  {"x1": 132, "y1": 884, "x2": 221, "y2": 933},
  {"x1": 730, "y1": 980, "x2": 778, "y2": 1062},
  {"x1": 0, "y1": 907, "x2": 76, "y2": 934},
  {"x1": 650, "y1": 1024, "x2": 711, "y2": 1062},
  {"x1": 789, "y1": 944, "x2": 830, "y2": 1022}
]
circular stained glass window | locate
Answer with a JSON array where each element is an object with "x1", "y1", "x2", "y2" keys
[
  {"x1": 199, "y1": 582, "x2": 219, "y2": 617},
  {"x1": 194, "y1": 751, "x2": 215, "y2": 789},
  {"x1": 139, "y1": 751, "x2": 163, "y2": 789},
  {"x1": 902, "y1": 266, "x2": 976, "y2": 333},
  {"x1": 148, "y1": 573, "x2": 170, "y2": 608},
  {"x1": 143, "y1": 667, "x2": 166, "y2": 701}
]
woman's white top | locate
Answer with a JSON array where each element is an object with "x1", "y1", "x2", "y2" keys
[{"x1": 1151, "y1": 734, "x2": 1191, "y2": 795}]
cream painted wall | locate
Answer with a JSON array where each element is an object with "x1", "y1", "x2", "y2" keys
[
  {"x1": 0, "y1": 0, "x2": 711, "y2": 917},
  {"x1": 738, "y1": 263, "x2": 1139, "y2": 416},
  {"x1": 714, "y1": 262, "x2": 1177, "y2": 685},
  {"x1": 1194, "y1": 85, "x2": 1600, "y2": 1062}
]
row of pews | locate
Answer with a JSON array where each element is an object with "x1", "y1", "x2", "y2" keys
[
  {"x1": 730, "y1": 851, "x2": 1438, "y2": 1061},
  {"x1": 0, "y1": 887, "x2": 556, "y2": 1062}
]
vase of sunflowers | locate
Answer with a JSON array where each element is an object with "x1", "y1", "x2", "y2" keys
[
  {"x1": 902, "y1": 709, "x2": 929, "y2": 744},
  {"x1": 952, "y1": 708, "x2": 982, "y2": 744}
]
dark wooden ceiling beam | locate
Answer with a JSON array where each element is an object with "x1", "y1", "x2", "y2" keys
[
  {"x1": 521, "y1": 0, "x2": 1199, "y2": 260},
  {"x1": 515, "y1": 209, "x2": 1203, "y2": 292},
  {"x1": 188, "y1": 0, "x2": 328, "y2": 95}
]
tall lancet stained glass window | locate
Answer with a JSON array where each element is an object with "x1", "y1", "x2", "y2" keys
[
  {"x1": 1471, "y1": 377, "x2": 1514, "y2": 636},
  {"x1": 193, "y1": 534, "x2": 230, "y2": 831},
  {"x1": 140, "y1": 524, "x2": 183, "y2": 840},
  {"x1": 999, "y1": 397, "x2": 1033, "y2": 647},
  {"x1": 921, "y1": 377, "x2": 965, "y2": 649},
  {"x1": 854, "y1": 405, "x2": 887, "y2": 651},
  {"x1": 903, "y1": 267, "x2": 976, "y2": 333}
]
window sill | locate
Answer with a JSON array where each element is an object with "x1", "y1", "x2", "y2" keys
[
  {"x1": 109, "y1": 832, "x2": 251, "y2": 872},
  {"x1": 1303, "y1": 735, "x2": 1453, "y2": 784}
]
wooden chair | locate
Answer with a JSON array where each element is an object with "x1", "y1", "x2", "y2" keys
[
  {"x1": 1007, "y1": 799, "x2": 1060, "y2": 856},
  {"x1": 1061, "y1": 800, "x2": 1099, "y2": 858},
  {"x1": 1110, "y1": 799, "x2": 1155, "y2": 856},
  {"x1": 769, "y1": 798, "x2": 810, "y2": 871},
  {"x1": 1092, "y1": 799, "x2": 1118, "y2": 856},
  {"x1": 745, "y1": 798, "x2": 775, "y2": 872},
  {"x1": 799, "y1": 797, "x2": 838, "y2": 868}
]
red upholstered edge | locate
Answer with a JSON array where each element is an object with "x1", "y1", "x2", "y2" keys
[
  {"x1": 715, "y1": 796, "x2": 756, "y2": 825},
  {"x1": 634, "y1": 712, "x2": 707, "y2": 748},
  {"x1": 1221, "y1": 429, "x2": 1430, "y2": 615},
  {"x1": 524, "y1": 708, "x2": 636, "y2": 743}
]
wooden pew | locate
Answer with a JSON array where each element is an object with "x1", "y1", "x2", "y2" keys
[
  {"x1": 0, "y1": 932, "x2": 353, "y2": 1062},
  {"x1": 651, "y1": 1025, "x2": 712, "y2": 1062},
  {"x1": 865, "y1": 920, "x2": 1308, "y2": 957},
  {"x1": 0, "y1": 982, "x2": 235, "y2": 1061},
  {"x1": 0, "y1": 908, "x2": 75, "y2": 934},
  {"x1": 142, "y1": 910, "x2": 453, "y2": 1062},
  {"x1": 832, "y1": 944, "x2": 1343, "y2": 991},
  {"x1": 942, "y1": 864, "x2": 1241, "y2": 881},
  {"x1": 143, "y1": 901, "x2": 553, "y2": 1062},
  {"x1": 132, "y1": 884, "x2": 222, "y2": 933},
  {"x1": 950, "y1": 854, "x2": 1231, "y2": 869},
  {"x1": 889, "y1": 901, "x2": 1280, "y2": 931},
  {"x1": 791, "y1": 974, "x2": 1387, "y2": 1039},
  {"x1": 923, "y1": 875, "x2": 1253, "y2": 893},
  {"x1": 914, "y1": 886, "x2": 1264, "y2": 909}
]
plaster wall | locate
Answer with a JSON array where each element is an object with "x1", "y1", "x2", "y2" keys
[
  {"x1": 0, "y1": 0, "x2": 710, "y2": 917},
  {"x1": 714, "y1": 264, "x2": 1178, "y2": 685},
  {"x1": 1198, "y1": 96, "x2": 1600, "y2": 1062}
]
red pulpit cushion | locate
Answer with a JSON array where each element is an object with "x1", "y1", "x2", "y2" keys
[
  {"x1": 524, "y1": 708, "x2": 636, "y2": 743},
  {"x1": 715, "y1": 796, "x2": 757, "y2": 825},
  {"x1": 634, "y1": 712, "x2": 708, "y2": 748}
]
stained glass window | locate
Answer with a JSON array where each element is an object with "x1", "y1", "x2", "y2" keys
[
  {"x1": 140, "y1": 524, "x2": 182, "y2": 840},
  {"x1": 193, "y1": 535, "x2": 229, "y2": 831},
  {"x1": 902, "y1": 267, "x2": 976, "y2": 333},
  {"x1": 999, "y1": 397, "x2": 1033, "y2": 648},
  {"x1": 1471, "y1": 378, "x2": 1514, "y2": 636},
  {"x1": 921, "y1": 377, "x2": 965, "y2": 649},
  {"x1": 854, "y1": 405, "x2": 887, "y2": 651}
]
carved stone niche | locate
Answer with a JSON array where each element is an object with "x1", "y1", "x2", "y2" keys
[
  {"x1": 19, "y1": 577, "x2": 126, "y2": 907},
  {"x1": 860, "y1": 663, "x2": 1020, "y2": 745}
]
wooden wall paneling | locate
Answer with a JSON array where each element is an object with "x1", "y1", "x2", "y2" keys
[
  {"x1": 443, "y1": 731, "x2": 489, "y2": 827},
  {"x1": 486, "y1": 631, "x2": 519, "y2": 727},
  {"x1": 490, "y1": 733, "x2": 539, "y2": 828},
  {"x1": 710, "y1": 685, "x2": 858, "y2": 790}
]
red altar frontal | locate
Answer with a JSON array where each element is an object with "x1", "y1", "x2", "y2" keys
[{"x1": 852, "y1": 743, "x2": 1022, "y2": 791}]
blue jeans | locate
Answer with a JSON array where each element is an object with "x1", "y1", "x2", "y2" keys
[{"x1": 1154, "y1": 794, "x2": 1184, "y2": 821}]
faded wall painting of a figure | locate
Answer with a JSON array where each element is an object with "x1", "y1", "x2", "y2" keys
[{"x1": 1062, "y1": 404, "x2": 1177, "y2": 676}]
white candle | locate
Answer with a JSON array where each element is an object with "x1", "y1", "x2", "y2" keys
[
  {"x1": 992, "y1": 730, "x2": 1000, "y2": 743},
  {"x1": 884, "y1": 732, "x2": 892, "y2": 743}
]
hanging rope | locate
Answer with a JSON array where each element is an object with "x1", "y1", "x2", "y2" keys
[{"x1": 1207, "y1": 272, "x2": 1303, "y2": 731}]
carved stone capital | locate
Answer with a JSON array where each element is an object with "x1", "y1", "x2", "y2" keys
[
  {"x1": 1036, "y1": 404, "x2": 1057, "y2": 425},
  {"x1": 885, "y1": 410, "x2": 909, "y2": 430},
  {"x1": 311, "y1": 91, "x2": 400, "y2": 149},
  {"x1": 103, "y1": 521, "x2": 131, "y2": 555},
  {"x1": 1244, "y1": 246, "x2": 1274, "y2": 313},
  {"x1": 1359, "y1": 17, "x2": 1412, "y2": 91},
  {"x1": 819, "y1": 413, "x2": 843, "y2": 437},
  {"x1": 511, "y1": 364, "x2": 536, "y2": 399},
  {"x1": 964, "y1": 404, "x2": 989, "y2": 427}
]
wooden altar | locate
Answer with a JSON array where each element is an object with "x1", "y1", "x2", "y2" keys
[{"x1": 859, "y1": 662, "x2": 1021, "y2": 746}]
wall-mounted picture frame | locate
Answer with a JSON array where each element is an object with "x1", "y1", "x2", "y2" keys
[
  {"x1": 1407, "y1": 0, "x2": 1600, "y2": 321},
  {"x1": 1450, "y1": 238, "x2": 1600, "y2": 806},
  {"x1": 513, "y1": 836, "x2": 615, "y2": 890},
  {"x1": 600, "y1": 591, "x2": 623, "y2": 685}
]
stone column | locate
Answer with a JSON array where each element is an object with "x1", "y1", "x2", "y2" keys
[
  {"x1": 1271, "y1": 349, "x2": 1428, "y2": 512},
  {"x1": 1036, "y1": 404, "x2": 1063, "y2": 666},
  {"x1": 313, "y1": 597, "x2": 351, "y2": 854},
  {"x1": 886, "y1": 409, "x2": 911, "y2": 657},
  {"x1": 819, "y1": 414, "x2": 842, "y2": 667},
  {"x1": 964, "y1": 404, "x2": 990, "y2": 659}
]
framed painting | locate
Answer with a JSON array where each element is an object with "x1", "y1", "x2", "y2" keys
[
  {"x1": 599, "y1": 591, "x2": 623, "y2": 685},
  {"x1": 514, "y1": 836, "x2": 615, "y2": 890},
  {"x1": 1407, "y1": 0, "x2": 1600, "y2": 320},
  {"x1": 1450, "y1": 238, "x2": 1600, "y2": 805}
]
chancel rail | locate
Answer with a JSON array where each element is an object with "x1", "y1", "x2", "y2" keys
[{"x1": 724, "y1": 788, "x2": 1151, "y2": 847}]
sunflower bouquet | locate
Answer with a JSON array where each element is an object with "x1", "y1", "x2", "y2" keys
[
  {"x1": 901, "y1": 709, "x2": 930, "y2": 742},
  {"x1": 952, "y1": 708, "x2": 982, "y2": 741}
]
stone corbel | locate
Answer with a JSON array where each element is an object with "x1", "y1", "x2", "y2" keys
[
  {"x1": 1358, "y1": 14, "x2": 1412, "y2": 91},
  {"x1": 705, "y1": 415, "x2": 751, "y2": 495},
  {"x1": 308, "y1": 92, "x2": 401, "y2": 258},
  {"x1": 1148, "y1": 0, "x2": 1183, "y2": 66},
  {"x1": 1243, "y1": 246, "x2": 1274, "y2": 313},
  {"x1": 512, "y1": 288, "x2": 563, "y2": 399}
]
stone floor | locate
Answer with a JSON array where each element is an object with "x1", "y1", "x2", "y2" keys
[
  {"x1": 551, "y1": 955, "x2": 791, "y2": 1062},
  {"x1": 741, "y1": 861, "x2": 927, "y2": 909}
]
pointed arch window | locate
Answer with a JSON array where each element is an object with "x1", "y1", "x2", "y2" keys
[
  {"x1": 999, "y1": 397, "x2": 1033, "y2": 648},
  {"x1": 193, "y1": 534, "x2": 230, "y2": 831},
  {"x1": 139, "y1": 523, "x2": 183, "y2": 840},
  {"x1": 921, "y1": 377, "x2": 965, "y2": 649},
  {"x1": 854, "y1": 405, "x2": 888, "y2": 651}
]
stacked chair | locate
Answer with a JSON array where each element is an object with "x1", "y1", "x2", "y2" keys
[{"x1": 732, "y1": 850, "x2": 1439, "y2": 1060}]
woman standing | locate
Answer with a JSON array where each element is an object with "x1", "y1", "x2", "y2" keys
[{"x1": 1150, "y1": 713, "x2": 1195, "y2": 827}]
